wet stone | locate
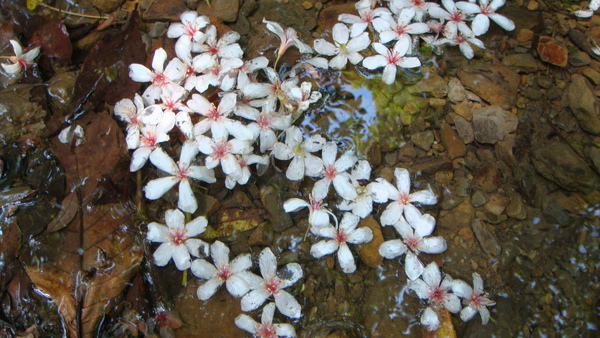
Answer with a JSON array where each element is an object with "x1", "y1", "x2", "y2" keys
[
  {"x1": 441, "y1": 188, "x2": 464, "y2": 210},
  {"x1": 439, "y1": 198, "x2": 475, "y2": 230},
  {"x1": 502, "y1": 53, "x2": 541, "y2": 73},
  {"x1": 452, "y1": 113, "x2": 474, "y2": 144},
  {"x1": 582, "y1": 67, "x2": 600, "y2": 85},
  {"x1": 441, "y1": 122, "x2": 466, "y2": 159},
  {"x1": 523, "y1": 85, "x2": 544, "y2": 101},
  {"x1": 569, "y1": 51, "x2": 591, "y2": 67},
  {"x1": 410, "y1": 130, "x2": 434, "y2": 151},
  {"x1": 531, "y1": 141, "x2": 598, "y2": 193},
  {"x1": 200, "y1": 0, "x2": 241, "y2": 22},
  {"x1": 537, "y1": 36, "x2": 568, "y2": 67},
  {"x1": 473, "y1": 162, "x2": 503, "y2": 193},
  {"x1": 506, "y1": 192, "x2": 527, "y2": 220},
  {"x1": 452, "y1": 100, "x2": 474, "y2": 120},
  {"x1": 563, "y1": 73, "x2": 600, "y2": 135},
  {"x1": 46, "y1": 71, "x2": 77, "y2": 115},
  {"x1": 471, "y1": 218, "x2": 501, "y2": 256},
  {"x1": 457, "y1": 61, "x2": 520, "y2": 109},
  {"x1": 471, "y1": 190, "x2": 488, "y2": 207},
  {"x1": 472, "y1": 106, "x2": 519, "y2": 144},
  {"x1": 447, "y1": 77, "x2": 466, "y2": 103},
  {"x1": 143, "y1": 0, "x2": 188, "y2": 21},
  {"x1": 356, "y1": 217, "x2": 383, "y2": 269},
  {"x1": 542, "y1": 195, "x2": 571, "y2": 225}
]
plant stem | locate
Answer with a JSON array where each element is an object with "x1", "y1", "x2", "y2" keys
[{"x1": 29, "y1": 0, "x2": 110, "y2": 20}]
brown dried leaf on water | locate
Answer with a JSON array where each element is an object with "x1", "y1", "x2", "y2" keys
[
  {"x1": 23, "y1": 202, "x2": 143, "y2": 337},
  {"x1": 202, "y1": 207, "x2": 268, "y2": 239},
  {"x1": 46, "y1": 191, "x2": 78, "y2": 233},
  {"x1": 29, "y1": 19, "x2": 72, "y2": 72},
  {"x1": 51, "y1": 113, "x2": 128, "y2": 200},
  {"x1": 68, "y1": 11, "x2": 145, "y2": 116}
]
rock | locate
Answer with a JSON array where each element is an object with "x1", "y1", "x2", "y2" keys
[
  {"x1": 537, "y1": 36, "x2": 568, "y2": 67},
  {"x1": 471, "y1": 191, "x2": 488, "y2": 207},
  {"x1": 447, "y1": 78, "x2": 466, "y2": 103},
  {"x1": 527, "y1": 0, "x2": 538, "y2": 10},
  {"x1": 92, "y1": 0, "x2": 124, "y2": 13},
  {"x1": 356, "y1": 217, "x2": 384, "y2": 268},
  {"x1": 452, "y1": 114, "x2": 474, "y2": 144},
  {"x1": 248, "y1": 221, "x2": 273, "y2": 246},
  {"x1": 198, "y1": 0, "x2": 240, "y2": 22},
  {"x1": 563, "y1": 74, "x2": 600, "y2": 135},
  {"x1": 531, "y1": 141, "x2": 598, "y2": 193},
  {"x1": 439, "y1": 198, "x2": 475, "y2": 230},
  {"x1": 506, "y1": 192, "x2": 527, "y2": 220},
  {"x1": 411, "y1": 130, "x2": 434, "y2": 151},
  {"x1": 473, "y1": 162, "x2": 503, "y2": 193},
  {"x1": 441, "y1": 123, "x2": 466, "y2": 159},
  {"x1": 453, "y1": 168, "x2": 473, "y2": 197},
  {"x1": 583, "y1": 67, "x2": 600, "y2": 85},
  {"x1": 471, "y1": 219, "x2": 501, "y2": 256},
  {"x1": 483, "y1": 193, "x2": 510, "y2": 216},
  {"x1": 570, "y1": 51, "x2": 591, "y2": 67},
  {"x1": 408, "y1": 69, "x2": 448, "y2": 98},
  {"x1": 457, "y1": 61, "x2": 520, "y2": 109},
  {"x1": 452, "y1": 100, "x2": 474, "y2": 120},
  {"x1": 0, "y1": 86, "x2": 47, "y2": 151},
  {"x1": 46, "y1": 71, "x2": 77, "y2": 115},
  {"x1": 502, "y1": 53, "x2": 541, "y2": 73},
  {"x1": 542, "y1": 195, "x2": 571, "y2": 225},
  {"x1": 472, "y1": 106, "x2": 518, "y2": 144},
  {"x1": 302, "y1": 1, "x2": 313, "y2": 9},
  {"x1": 590, "y1": 146, "x2": 600, "y2": 172},
  {"x1": 143, "y1": 0, "x2": 188, "y2": 21},
  {"x1": 516, "y1": 28, "x2": 534, "y2": 44}
]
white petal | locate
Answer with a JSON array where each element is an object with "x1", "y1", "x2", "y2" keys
[
  {"x1": 310, "y1": 240, "x2": 338, "y2": 258},
  {"x1": 191, "y1": 259, "x2": 217, "y2": 279},
  {"x1": 196, "y1": 278, "x2": 223, "y2": 300},
  {"x1": 314, "y1": 39, "x2": 338, "y2": 56},
  {"x1": 226, "y1": 274, "x2": 251, "y2": 297},
  {"x1": 451, "y1": 279, "x2": 473, "y2": 299},
  {"x1": 362, "y1": 55, "x2": 387, "y2": 70},
  {"x1": 185, "y1": 215, "x2": 208, "y2": 237},
  {"x1": 413, "y1": 213, "x2": 436, "y2": 237},
  {"x1": 279, "y1": 263, "x2": 303, "y2": 288},
  {"x1": 241, "y1": 289, "x2": 269, "y2": 312},
  {"x1": 420, "y1": 237, "x2": 447, "y2": 254},
  {"x1": 332, "y1": 175, "x2": 358, "y2": 201},
  {"x1": 422, "y1": 261, "x2": 441, "y2": 287},
  {"x1": 210, "y1": 241, "x2": 230, "y2": 267},
  {"x1": 421, "y1": 307, "x2": 440, "y2": 331},
  {"x1": 381, "y1": 64, "x2": 397, "y2": 85},
  {"x1": 332, "y1": 23, "x2": 349, "y2": 45},
  {"x1": 303, "y1": 153, "x2": 324, "y2": 177},
  {"x1": 490, "y1": 13, "x2": 515, "y2": 31},
  {"x1": 235, "y1": 314, "x2": 259, "y2": 334},
  {"x1": 259, "y1": 247, "x2": 277, "y2": 279},
  {"x1": 471, "y1": 14, "x2": 490, "y2": 36},
  {"x1": 405, "y1": 252, "x2": 424, "y2": 281},
  {"x1": 171, "y1": 244, "x2": 192, "y2": 270},
  {"x1": 337, "y1": 244, "x2": 356, "y2": 273},
  {"x1": 283, "y1": 198, "x2": 309, "y2": 212},
  {"x1": 379, "y1": 240, "x2": 407, "y2": 259},
  {"x1": 346, "y1": 227, "x2": 372, "y2": 244},
  {"x1": 312, "y1": 179, "x2": 331, "y2": 201},
  {"x1": 444, "y1": 294, "x2": 462, "y2": 313},
  {"x1": 274, "y1": 324, "x2": 297, "y2": 338},
  {"x1": 398, "y1": 56, "x2": 421, "y2": 69},
  {"x1": 178, "y1": 179, "x2": 198, "y2": 213},
  {"x1": 380, "y1": 202, "x2": 403, "y2": 226},
  {"x1": 186, "y1": 238, "x2": 207, "y2": 259},
  {"x1": 152, "y1": 48, "x2": 167, "y2": 72},
  {"x1": 274, "y1": 290, "x2": 302, "y2": 318},
  {"x1": 144, "y1": 177, "x2": 179, "y2": 200},
  {"x1": 187, "y1": 165, "x2": 216, "y2": 183},
  {"x1": 460, "y1": 306, "x2": 478, "y2": 322},
  {"x1": 409, "y1": 279, "x2": 431, "y2": 299},
  {"x1": 129, "y1": 64, "x2": 153, "y2": 82},
  {"x1": 153, "y1": 243, "x2": 174, "y2": 266},
  {"x1": 347, "y1": 32, "x2": 370, "y2": 52},
  {"x1": 147, "y1": 222, "x2": 169, "y2": 243},
  {"x1": 479, "y1": 307, "x2": 491, "y2": 324},
  {"x1": 286, "y1": 156, "x2": 305, "y2": 181}
]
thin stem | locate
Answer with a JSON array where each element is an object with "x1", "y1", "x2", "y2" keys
[{"x1": 30, "y1": 0, "x2": 110, "y2": 20}]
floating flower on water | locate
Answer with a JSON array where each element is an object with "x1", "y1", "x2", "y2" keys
[
  {"x1": 429, "y1": 0, "x2": 474, "y2": 37},
  {"x1": 145, "y1": 141, "x2": 216, "y2": 213},
  {"x1": 408, "y1": 262, "x2": 461, "y2": 331},
  {"x1": 196, "y1": 135, "x2": 253, "y2": 181},
  {"x1": 338, "y1": 4, "x2": 393, "y2": 38},
  {"x1": 379, "y1": 214, "x2": 446, "y2": 280},
  {"x1": 313, "y1": 23, "x2": 371, "y2": 70},
  {"x1": 224, "y1": 154, "x2": 269, "y2": 189},
  {"x1": 362, "y1": 40, "x2": 421, "y2": 85},
  {"x1": 456, "y1": 0, "x2": 515, "y2": 36},
  {"x1": 283, "y1": 195, "x2": 333, "y2": 228},
  {"x1": 338, "y1": 160, "x2": 389, "y2": 218},
  {"x1": 263, "y1": 19, "x2": 313, "y2": 66},
  {"x1": 235, "y1": 303, "x2": 297, "y2": 338},
  {"x1": 574, "y1": 0, "x2": 600, "y2": 18},
  {"x1": 287, "y1": 81, "x2": 322, "y2": 112},
  {"x1": 452, "y1": 272, "x2": 496, "y2": 325},
  {"x1": 374, "y1": 8, "x2": 430, "y2": 49},
  {"x1": 272, "y1": 126, "x2": 325, "y2": 181},
  {"x1": 188, "y1": 92, "x2": 253, "y2": 140},
  {"x1": 432, "y1": 32, "x2": 485, "y2": 59},
  {"x1": 241, "y1": 247, "x2": 303, "y2": 319},
  {"x1": 310, "y1": 213, "x2": 373, "y2": 273},
  {"x1": 130, "y1": 113, "x2": 175, "y2": 172},
  {"x1": 377, "y1": 167, "x2": 437, "y2": 226},
  {"x1": 1, "y1": 39, "x2": 40, "y2": 77},
  {"x1": 129, "y1": 48, "x2": 186, "y2": 104},
  {"x1": 192, "y1": 25, "x2": 244, "y2": 60},
  {"x1": 191, "y1": 241, "x2": 253, "y2": 300},
  {"x1": 312, "y1": 141, "x2": 358, "y2": 201},
  {"x1": 147, "y1": 209, "x2": 209, "y2": 271}
]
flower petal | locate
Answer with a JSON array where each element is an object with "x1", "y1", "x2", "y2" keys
[
  {"x1": 196, "y1": 277, "x2": 223, "y2": 300},
  {"x1": 405, "y1": 252, "x2": 424, "y2": 281},
  {"x1": 259, "y1": 247, "x2": 277, "y2": 279},
  {"x1": 241, "y1": 289, "x2": 269, "y2": 312},
  {"x1": 337, "y1": 244, "x2": 356, "y2": 273},
  {"x1": 191, "y1": 259, "x2": 217, "y2": 279},
  {"x1": 379, "y1": 240, "x2": 407, "y2": 259},
  {"x1": 234, "y1": 314, "x2": 258, "y2": 334},
  {"x1": 310, "y1": 240, "x2": 338, "y2": 259},
  {"x1": 144, "y1": 177, "x2": 179, "y2": 200},
  {"x1": 274, "y1": 290, "x2": 302, "y2": 318}
]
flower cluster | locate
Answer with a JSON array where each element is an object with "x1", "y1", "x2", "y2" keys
[
  {"x1": 106, "y1": 2, "x2": 506, "y2": 334},
  {"x1": 305, "y1": 0, "x2": 515, "y2": 84}
]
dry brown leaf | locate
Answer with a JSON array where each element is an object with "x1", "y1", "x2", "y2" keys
[
  {"x1": 202, "y1": 207, "x2": 268, "y2": 239},
  {"x1": 24, "y1": 202, "x2": 142, "y2": 337},
  {"x1": 46, "y1": 191, "x2": 78, "y2": 233}
]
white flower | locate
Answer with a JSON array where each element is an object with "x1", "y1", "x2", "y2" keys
[
  {"x1": 247, "y1": 110, "x2": 292, "y2": 153},
  {"x1": 144, "y1": 141, "x2": 216, "y2": 213},
  {"x1": 377, "y1": 168, "x2": 437, "y2": 226},
  {"x1": 129, "y1": 114, "x2": 175, "y2": 172},
  {"x1": 192, "y1": 25, "x2": 244, "y2": 60},
  {"x1": 263, "y1": 19, "x2": 313, "y2": 61},
  {"x1": 272, "y1": 126, "x2": 325, "y2": 181},
  {"x1": 1, "y1": 39, "x2": 40, "y2": 77},
  {"x1": 313, "y1": 23, "x2": 370, "y2": 70},
  {"x1": 235, "y1": 303, "x2": 297, "y2": 338},
  {"x1": 379, "y1": 214, "x2": 446, "y2": 280},
  {"x1": 408, "y1": 262, "x2": 462, "y2": 331},
  {"x1": 196, "y1": 135, "x2": 253, "y2": 180},
  {"x1": 374, "y1": 8, "x2": 430, "y2": 48},
  {"x1": 390, "y1": 0, "x2": 439, "y2": 21},
  {"x1": 456, "y1": 0, "x2": 515, "y2": 36},
  {"x1": 253, "y1": 67, "x2": 299, "y2": 112},
  {"x1": 287, "y1": 81, "x2": 322, "y2": 111},
  {"x1": 432, "y1": 32, "x2": 485, "y2": 59},
  {"x1": 338, "y1": 6, "x2": 393, "y2": 38},
  {"x1": 429, "y1": 0, "x2": 474, "y2": 37},
  {"x1": 114, "y1": 93, "x2": 147, "y2": 149},
  {"x1": 193, "y1": 56, "x2": 244, "y2": 93},
  {"x1": 338, "y1": 160, "x2": 389, "y2": 218},
  {"x1": 575, "y1": 0, "x2": 599, "y2": 17},
  {"x1": 241, "y1": 247, "x2": 303, "y2": 319},
  {"x1": 188, "y1": 92, "x2": 253, "y2": 140},
  {"x1": 283, "y1": 195, "x2": 333, "y2": 228},
  {"x1": 147, "y1": 209, "x2": 209, "y2": 271},
  {"x1": 312, "y1": 142, "x2": 358, "y2": 201},
  {"x1": 452, "y1": 273, "x2": 496, "y2": 325},
  {"x1": 167, "y1": 11, "x2": 210, "y2": 62},
  {"x1": 224, "y1": 154, "x2": 269, "y2": 189},
  {"x1": 362, "y1": 41, "x2": 421, "y2": 85},
  {"x1": 190, "y1": 241, "x2": 253, "y2": 300},
  {"x1": 310, "y1": 213, "x2": 373, "y2": 273},
  {"x1": 129, "y1": 48, "x2": 186, "y2": 105}
]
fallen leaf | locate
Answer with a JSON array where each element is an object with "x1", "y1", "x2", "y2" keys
[
  {"x1": 23, "y1": 202, "x2": 143, "y2": 337},
  {"x1": 46, "y1": 191, "x2": 78, "y2": 232},
  {"x1": 202, "y1": 207, "x2": 267, "y2": 239},
  {"x1": 29, "y1": 19, "x2": 72, "y2": 72}
]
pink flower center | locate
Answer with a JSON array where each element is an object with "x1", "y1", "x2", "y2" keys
[
  {"x1": 211, "y1": 139, "x2": 231, "y2": 160},
  {"x1": 335, "y1": 229, "x2": 348, "y2": 244},
  {"x1": 264, "y1": 277, "x2": 282, "y2": 296},
  {"x1": 405, "y1": 236, "x2": 420, "y2": 252},
  {"x1": 480, "y1": 4, "x2": 493, "y2": 15},
  {"x1": 256, "y1": 324, "x2": 277, "y2": 338},
  {"x1": 258, "y1": 114, "x2": 271, "y2": 130},
  {"x1": 18, "y1": 58, "x2": 32, "y2": 70},
  {"x1": 450, "y1": 10, "x2": 466, "y2": 23},
  {"x1": 360, "y1": 10, "x2": 374, "y2": 23},
  {"x1": 395, "y1": 25, "x2": 407, "y2": 36},
  {"x1": 455, "y1": 35, "x2": 467, "y2": 44},
  {"x1": 428, "y1": 286, "x2": 448, "y2": 305},
  {"x1": 413, "y1": 0, "x2": 425, "y2": 6},
  {"x1": 185, "y1": 64, "x2": 195, "y2": 76},
  {"x1": 398, "y1": 192, "x2": 410, "y2": 205},
  {"x1": 176, "y1": 164, "x2": 189, "y2": 180},
  {"x1": 309, "y1": 196, "x2": 323, "y2": 212},
  {"x1": 386, "y1": 50, "x2": 402, "y2": 66},
  {"x1": 324, "y1": 164, "x2": 337, "y2": 180},
  {"x1": 217, "y1": 264, "x2": 232, "y2": 281},
  {"x1": 141, "y1": 131, "x2": 157, "y2": 148},
  {"x1": 169, "y1": 227, "x2": 188, "y2": 245},
  {"x1": 153, "y1": 72, "x2": 169, "y2": 86},
  {"x1": 184, "y1": 22, "x2": 198, "y2": 37},
  {"x1": 208, "y1": 106, "x2": 221, "y2": 119},
  {"x1": 208, "y1": 46, "x2": 219, "y2": 55}
]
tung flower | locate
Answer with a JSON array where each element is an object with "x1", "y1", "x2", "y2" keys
[
  {"x1": 338, "y1": 160, "x2": 389, "y2": 218},
  {"x1": 1, "y1": 39, "x2": 40, "y2": 77},
  {"x1": 241, "y1": 248, "x2": 303, "y2": 319},
  {"x1": 456, "y1": 0, "x2": 515, "y2": 36},
  {"x1": 272, "y1": 126, "x2": 325, "y2": 181},
  {"x1": 452, "y1": 273, "x2": 496, "y2": 325},
  {"x1": 196, "y1": 135, "x2": 253, "y2": 181},
  {"x1": 313, "y1": 23, "x2": 370, "y2": 69},
  {"x1": 283, "y1": 195, "x2": 333, "y2": 228},
  {"x1": 263, "y1": 19, "x2": 313, "y2": 59},
  {"x1": 129, "y1": 48, "x2": 186, "y2": 104},
  {"x1": 147, "y1": 209, "x2": 209, "y2": 271},
  {"x1": 191, "y1": 241, "x2": 253, "y2": 300},
  {"x1": 312, "y1": 141, "x2": 358, "y2": 201},
  {"x1": 362, "y1": 41, "x2": 421, "y2": 85},
  {"x1": 235, "y1": 303, "x2": 297, "y2": 338}
]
